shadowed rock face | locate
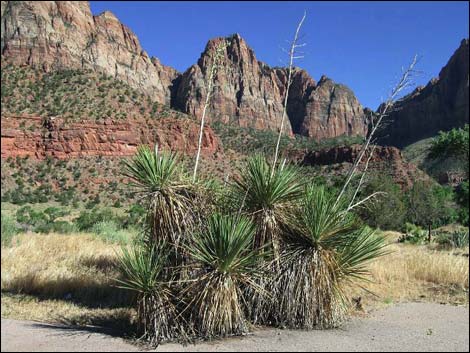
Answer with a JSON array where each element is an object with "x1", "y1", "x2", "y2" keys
[
  {"x1": 378, "y1": 39, "x2": 469, "y2": 148},
  {"x1": 1, "y1": 2, "x2": 369, "y2": 141}
]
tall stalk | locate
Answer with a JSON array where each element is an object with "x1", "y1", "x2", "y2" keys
[
  {"x1": 193, "y1": 42, "x2": 227, "y2": 182},
  {"x1": 272, "y1": 11, "x2": 307, "y2": 177}
]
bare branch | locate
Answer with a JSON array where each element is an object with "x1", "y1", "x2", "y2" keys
[
  {"x1": 334, "y1": 54, "x2": 419, "y2": 207},
  {"x1": 347, "y1": 143, "x2": 377, "y2": 210},
  {"x1": 272, "y1": 10, "x2": 307, "y2": 176},
  {"x1": 346, "y1": 191, "x2": 386, "y2": 212}
]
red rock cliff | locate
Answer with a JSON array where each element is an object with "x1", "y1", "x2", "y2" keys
[
  {"x1": 289, "y1": 144, "x2": 429, "y2": 189},
  {"x1": 1, "y1": 115, "x2": 221, "y2": 159}
]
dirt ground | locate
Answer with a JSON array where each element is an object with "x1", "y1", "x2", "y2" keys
[{"x1": 1, "y1": 302, "x2": 468, "y2": 352}]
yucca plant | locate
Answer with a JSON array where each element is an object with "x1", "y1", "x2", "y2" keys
[
  {"x1": 183, "y1": 213, "x2": 266, "y2": 338},
  {"x1": 273, "y1": 185, "x2": 388, "y2": 329},
  {"x1": 116, "y1": 242, "x2": 189, "y2": 346},
  {"x1": 232, "y1": 155, "x2": 304, "y2": 260},
  {"x1": 123, "y1": 145, "x2": 197, "y2": 249}
]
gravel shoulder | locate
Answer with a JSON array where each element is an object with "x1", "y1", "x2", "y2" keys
[{"x1": 1, "y1": 302, "x2": 468, "y2": 352}]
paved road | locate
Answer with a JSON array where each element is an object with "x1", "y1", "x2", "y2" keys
[{"x1": 1, "y1": 303, "x2": 468, "y2": 352}]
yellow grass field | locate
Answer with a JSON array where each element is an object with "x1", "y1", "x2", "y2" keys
[{"x1": 1, "y1": 232, "x2": 468, "y2": 327}]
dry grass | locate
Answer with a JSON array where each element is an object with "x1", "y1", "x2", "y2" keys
[
  {"x1": 347, "y1": 239, "x2": 469, "y2": 310},
  {"x1": 1, "y1": 232, "x2": 136, "y2": 330},
  {"x1": 1, "y1": 232, "x2": 468, "y2": 328}
]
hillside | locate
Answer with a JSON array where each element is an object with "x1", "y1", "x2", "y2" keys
[
  {"x1": 403, "y1": 136, "x2": 468, "y2": 186},
  {"x1": 0, "y1": 64, "x2": 221, "y2": 159}
]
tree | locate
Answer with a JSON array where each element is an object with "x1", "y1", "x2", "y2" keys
[
  {"x1": 406, "y1": 181, "x2": 456, "y2": 241},
  {"x1": 430, "y1": 124, "x2": 469, "y2": 178},
  {"x1": 430, "y1": 125, "x2": 469, "y2": 161},
  {"x1": 358, "y1": 175, "x2": 406, "y2": 231},
  {"x1": 455, "y1": 181, "x2": 469, "y2": 225}
]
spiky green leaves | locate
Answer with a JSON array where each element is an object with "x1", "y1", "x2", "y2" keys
[
  {"x1": 116, "y1": 243, "x2": 188, "y2": 345},
  {"x1": 274, "y1": 185, "x2": 388, "y2": 329},
  {"x1": 185, "y1": 214, "x2": 264, "y2": 338},
  {"x1": 234, "y1": 155, "x2": 303, "y2": 212},
  {"x1": 123, "y1": 145, "x2": 180, "y2": 192},
  {"x1": 287, "y1": 185, "x2": 358, "y2": 249},
  {"x1": 123, "y1": 145, "x2": 196, "y2": 246},
  {"x1": 232, "y1": 155, "x2": 304, "y2": 256},
  {"x1": 189, "y1": 214, "x2": 260, "y2": 275},
  {"x1": 116, "y1": 243, "x2": 169, "y2": 295}
]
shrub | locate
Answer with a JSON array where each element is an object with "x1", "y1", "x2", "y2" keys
[
  {"x1": 34, "y1": 220, "x2": 78, "y2": 234},
  {"x1": 1, "y1": 213, "x2": 19, "y2": 246},
  {"x1": 184, "y1": 214, "x2": 264, "y2": 338},
  {"x1": 455, "y1": 181, "x2": 469, "y2": 226},
  {"x1": 357, "y1": 175, "x2": 406, "y2": 231},
  {"x1": 16, "y1": 206, "x2": 47, "y2": 229},
  {"x1": 399, "y1": 223, "x2": 428, "y2": 244},
  {"x1": 406, "y1": 181, "x2": 457, "y2": 238},
  {"x1": 44, "y1": 206, "x2": 69, "y2": 223},
  {"x1": 123, "y1": 146, "x2": 197, "y2": 249},
  {"x1": 75, "y1": 207, "x2": 116, "y2": 231},
  {"x1": 91, "y1": 220, "x2": 133, "y2": 244},
  {"x1": 126, "y1": 204, "x2": 146, "y2": 227},
  {"x1": 436, "y1": 230, "x2": 469, "y2": 248},
  {"x1": 231, "y1": 155, "x2": 304, "y2": 260},
  {"x1": 116, "y1": 242, "x2": 186, "y2": 345},
  {"x1": 430, "y1": 124, "x2": 469, "y2": 161},
  {"x1": 272, "y1": 186, "x2": 388, "y2": 329}
]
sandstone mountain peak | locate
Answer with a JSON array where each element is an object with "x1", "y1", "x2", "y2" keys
[
  {"x1": 96, "y1": 10, "x2": 119, "y2": 21},
  {"x1": 174, "y1": 33, "x2": 367, "y2": 139}
]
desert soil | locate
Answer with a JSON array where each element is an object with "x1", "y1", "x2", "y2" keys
[{"x1": 1, "y1": 302, "x2": 468, "y2": 352}]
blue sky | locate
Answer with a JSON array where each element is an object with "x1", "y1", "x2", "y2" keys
[{"x1": 90, "y1": 1, "x2": 469, "y2": 110}]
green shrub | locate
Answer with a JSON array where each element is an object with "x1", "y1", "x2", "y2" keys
[
  {"x1": 44, "y1": 207, "x2": 70, "y2": 223},
  {"x1": 91, "y1": 220, "x2": 133, "y2": 244},
  {"x1": 406, "y1": 181, "x2": 458, "y2": 231},
  {"x1": 398, "y1": 223, "x2": 427, "y2": 244},
  {"x1": 34, "y1": 221, "x2": 78, "y2": 234},
  {"x1": 1, "y1": 213, "x2": 19, "y2": 246},
  {"x1": 126, "y1": 204, "x2": 146, "y2": 227},
  {"x1": 357, "y1": 175, "x2": 406, "y2": 231},
  {"x1": 436, "y1": 230, "x2": 469, "y2": 248},
  {"x1": 75, "y1": 207, "x2": 117, "y2": 231},
  {"x1": 430, "y1": 124, "x2": 469, "y2": 161},
  {"x1": 455, "y1": 181, "x2": 469, "y2": 226},
  {"x1": 16, "y1": 206, "x2": 47, "y2": 228}
]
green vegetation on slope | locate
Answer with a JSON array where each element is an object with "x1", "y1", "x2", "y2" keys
[
  {"x1": 403, "y1": 125, "x2": 469, "y2": 181},
  {"x1": 212, "y1": 121, "x2": 364, "y2": 155},
  {"x1": 1, "y1": 64, "x2": 187, "y2": 122}
]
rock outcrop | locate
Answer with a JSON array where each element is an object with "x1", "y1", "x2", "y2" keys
[
  {"x1": 290, "y1": 144, "x2": 429, "y2": 189},
  {"x1": 288, "y1": 75, "x2": 368, "y2": 140},
  {"x1": 378, "y1": 39, "x2": 469, "y2": 148},
  {"x1": 1, "y1": 1, "x2": 179, "y2": 105},
  {"x1": 1, "y1": 115, "x2": 221, "y2": 159},
  {"x1": 174, "y1": 34, "x2": 368, "y2": 139}
]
